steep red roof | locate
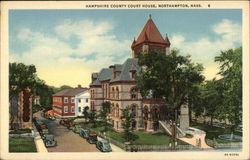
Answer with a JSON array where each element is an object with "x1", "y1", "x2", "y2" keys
[{"x1": 132, "y1": 17, "x2": 170, "y2": 47}]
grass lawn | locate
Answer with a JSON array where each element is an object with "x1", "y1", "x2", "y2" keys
[
  {"x1": 9, "y1": 129, "x2": 31, "y2": 134},
  {"x1": 9, "y1": 137, "x2": 37, "y2": 152},
  {"x1": 81, "y1": 123, "x2": 188, "y2": 145},
  {"x1": 190, "y1": 121, "x2": 242, "y2": 143}
]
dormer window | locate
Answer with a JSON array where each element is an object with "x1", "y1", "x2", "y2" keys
[
  {"x1": 114, "y1": 71, "x2": 121, "y2": 79},
  {"x1": 130, "y1": 71, "x2": 136, "y2": 79}
]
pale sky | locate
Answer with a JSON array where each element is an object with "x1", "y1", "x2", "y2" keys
[{"x1": 9, "y1": 9, "x2": 242, "y2": 88}]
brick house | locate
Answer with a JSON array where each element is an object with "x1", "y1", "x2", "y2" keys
[
  {"x1": 52, "y1": 85, "x2": 88, "y2": 118},
  {"x1": 89, "y1": 16, "x2": 174, "y2": 132}
]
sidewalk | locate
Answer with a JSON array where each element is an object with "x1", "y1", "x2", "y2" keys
[
  {"x1": 33, "y1": 123, "x2": 48, "y2": 152},
  {"x1": 97, "y1": 136, "x2": 125, "y2": 152},
  {"x1": 178, "y1": 127, "x2": 212, "y2": 149}
]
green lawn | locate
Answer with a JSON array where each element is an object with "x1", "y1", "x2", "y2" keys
[
  {"x1": 9, "y1": 137, "x2": 37, "y2": 152},
  {"x1": 81, "y1": 123, "x2": 188, "y2": 145},
  {"x1": 190, "y1": 121, "x2": 242, "y2": 143},
  {"x1": 9, "y1": 129, "x2": 31, "y2": 134}
]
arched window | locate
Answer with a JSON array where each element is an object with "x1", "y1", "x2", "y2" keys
[
  {"x1": 111, "y1": 103, "x2": 115, "y2": 116},
  {"x1": 116, "y1": 87, "x2": 119, "y2": 99},
  {"x1": 131, "y1": 87, "x2": 137, "y2": 99},
  {"x1": 131, "y1": 104, "x2": 137, "y2": 117},
  {"x1": 105, "y1": 84, "x2": 108, "y2": 98},
  {"x1": 112, "y1": 87, "x2": 115, "y2": 98},
  {"x1": 116, "y1": 104, "x2": 119, "y2": 117},
  {"x1": 143, "y1": 106, "x2": 149, "y2": 120},
  {"x1": 151, "y1": 106, "x2": 159, "y2": 121}
]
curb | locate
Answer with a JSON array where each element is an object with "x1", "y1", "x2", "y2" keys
[{"x1": 33, "y1": 123, "x2": 48, "y2": 152}]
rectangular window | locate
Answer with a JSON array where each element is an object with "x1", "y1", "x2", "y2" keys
[
  {"x1": 71, "y1": 106, "x2": 75, "y2": 113},
  {"x1": 64, "y1": 106, "x2": 68, "y2": 113},
  {"x1": 86, "y1": 98, "x2": 88, "y2": 103},
  {"x1": 64, "y1": 97, "x2": 68, "y2": 103},
  {"x1": 78, "y1": 107, "x2": 81, "y2": 112},
  {"x1": 78, "y1": 99, "x2": 81, "y2": 103},
  {"x1": 71, "y1": 97, "x2": 75, "y2": 103}
]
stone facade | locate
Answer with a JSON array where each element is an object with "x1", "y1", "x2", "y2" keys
[
  {"x1": 90, "y1": 16, "x2": 189, "y2": 132},
  {"x1": 9, "y1": 89, "x2": 33, "y2": 130}
]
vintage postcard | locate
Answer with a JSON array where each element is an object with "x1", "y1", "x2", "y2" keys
[{"x1": 0, "y1": 1, "x2": 249, "y2": 160}]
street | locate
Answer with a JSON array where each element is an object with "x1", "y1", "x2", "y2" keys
[{"x1": 34, "y1": 112, "x2": 99, "y2": 152}]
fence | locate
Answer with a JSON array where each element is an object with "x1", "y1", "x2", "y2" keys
[
  {"x1": 88, "y1": 128, "x2": 199, "y2": 152},
  {"x1": 206, "y1": 139, "x2": 242, "y2": 149}
]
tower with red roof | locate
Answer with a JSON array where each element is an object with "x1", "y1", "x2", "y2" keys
[{"x1": 131, "y1": 14, "x2": 171, "y2": 58}]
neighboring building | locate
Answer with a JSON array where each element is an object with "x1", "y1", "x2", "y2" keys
[
  {"x1": 75, "y1": 90, "x2": 90, "y2": 117},
  {"x1": 9, "y1": 88, "x2": 33, "y2": 130},
  {"x1": 89, "y1": 16, "x2": 175, "y2": 132},
  {"x1": 52, "y1": 85, "x2": 88, "y2": 118}
]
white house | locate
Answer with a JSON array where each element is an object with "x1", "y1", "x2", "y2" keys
[{"x1": 75, "y1": 90, "x2": 90, "y2": 117}]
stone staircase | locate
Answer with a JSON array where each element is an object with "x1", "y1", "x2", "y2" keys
[{"x1": 159, "y1": 120, "x2": 185, "y2": 138}]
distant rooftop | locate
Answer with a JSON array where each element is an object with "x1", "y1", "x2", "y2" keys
[{"x1": 53, "y1": 85, "x2": 88, "y2": 96}]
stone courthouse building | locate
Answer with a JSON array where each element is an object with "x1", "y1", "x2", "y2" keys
[{"x1": 90, "y1": 16, "x2": 188, "y2": 132}]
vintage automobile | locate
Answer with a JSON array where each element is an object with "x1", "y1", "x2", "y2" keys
[
  {"x1": 86, "y1": 133, "x2": 98, "y2": 144},
  {"x1": 96, "y1": 140, "x2": 112, "y2": 152},
  {"x1": 43, "y1": 135, "x2": 57, "y2": 147},
  {"x1": 79, "y1": 129, "x2": 90, "y2": 138},
  {"x1": 59, "y1": 118, "x2": 75, "y2": 129},
  {"x1": 72, "y1": 124, "x2": 82, "y2": 134}
]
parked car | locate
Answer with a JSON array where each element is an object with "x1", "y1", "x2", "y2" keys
[
  {"x1": 96, "y1": 140, "x2": 112, "y2": 152},
  {"x1": 43, "y1": 135, "x2": 57, "y2": 147},
  {"x1": 49, "y1": 116, "x2": 56, "y2": 121},
  {"x1": 86, "y1": 133, "x2": 98, "y2": 144},
  {"x1": 79, "y1": 129, "x2": 90, "y2": 138}
]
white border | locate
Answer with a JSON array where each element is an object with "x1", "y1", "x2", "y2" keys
[{"x1": 0, "y1": 1, "x2": 249, "y2": 160}]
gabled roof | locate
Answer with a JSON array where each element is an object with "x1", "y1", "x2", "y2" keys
[
  {"x1": 132, "y1": 17, "x2": 170, "y2": 48},
  {"x1": 53, "y1": 88, "x2": 88, "y2": 96}
]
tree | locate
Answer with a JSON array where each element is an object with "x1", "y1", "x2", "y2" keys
[
  {"x1": 9, "y1": 62, "x2": 55, "y2": 129},
  {"x1": 82, "y1": 108, "x2": 89, "y2": 122},
  {"x1": 215, "y1": 47, "x2": 242, "y2": 132},
  {"x1": 99, "y1": 102, "x2": 112, "y2": 131},
  {"x1": 201, "y1": 79, "x2": 224, "y2": 125},
  {"x1": 121, "y1": 106, "x2": 137, "y2": 143},
  {"x1": 9, "y1": 63, "x2": 37, "y2": 98},
  {"x1": 136, "y1": 49, "x2": 204, "y2": 121},
  {"x1": 88, "y1": 109, "x2": 98, "y2": 128},
  {"x1": 9, "y1": 63, "x2": 38, "y2": 129}
]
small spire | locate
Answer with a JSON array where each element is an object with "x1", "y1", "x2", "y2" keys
[{"x1": 149, "y1": 14, "x2": 152, "y2": 19}]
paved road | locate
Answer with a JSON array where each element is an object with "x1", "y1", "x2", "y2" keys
[{"x1": 34, "y1": 112, "x2": 99, "y2": 152}]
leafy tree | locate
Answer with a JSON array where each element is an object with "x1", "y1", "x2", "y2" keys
[
  {"x1": 136, "y1": 49, "x2": 204, "y2": 121},
  {"x1": 9, "y1": 63, "x2": 38, "y2": 129},
  {"x1": 121, "y1": 106, "x2": 137, "y2": 142},
  {"x1": 88, "y1": 109, "x2": 98, "y2": 128},
  {"x1": 201, "y1": 79, "x2": 224, "y2": 125},
  {"x1": 9, "y1": 62, "x2": 55, "y2": 129},
  {"x1": 215, "y1": 47, "x2": 242, "y2": 132},
  {"x1": 60, "y1": 85, "x2": 73, "y2": 90},
  {"x1": 82, "y1": 108, "x2": 89, "y2": 121},
  {"x1": 9, "y1": 63, "x2": 37, "y2": 97},
  {"x1": 99, "y1": 102, "x2": 112, "y2": 131}
]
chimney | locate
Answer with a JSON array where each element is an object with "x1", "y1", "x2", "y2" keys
[{"x1": 77, "y1": 84, "x2": 82, "y2": 88}]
